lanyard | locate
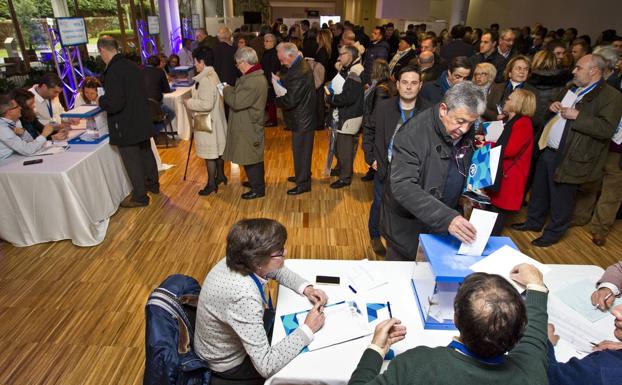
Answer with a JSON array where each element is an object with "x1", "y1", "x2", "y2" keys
[
  {"x1": 250, "y1": 273, "x2": 273, "y2": 310},
  {"x1": 572, "y1": 81, "x2": 600, "y2": 103},
  {"x1": 447, "y1": 340, "x2": 505, "y2": 365},
  {"x1": 399, "y1": 105, "x2": 415, "y2": 125},
  {"x1": 46, "y1": 100, "x2": 54, "y2": 119}
]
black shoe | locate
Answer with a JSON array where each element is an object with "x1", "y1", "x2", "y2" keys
[
  {"x1": 287, "y1": 176, "x2": 296, "y2": 183},
  {"x1": 511, "y1": 222, "x2": 542, "y2": 232},
  {"x1": 330, "y1": 179, "x2": 351, "y2": 189},
  {"x1": 242, "y1": 181, "x2": 251, "y2": 188},
  {"x1": 215, "y1": 176, "x2": 228, "y2": 186},
  {"x1": 147, "y1": 185, "x2": 160, "y2": 194},
  {"x1": 287, "y1": 186, "x2": 311, "y2": 195},
  {"x1": 531, "y1": 236, "x2": 558, "y2": 247},
  {"x1": 283, "y1": 126, "x2": 291, "y2": 131},
  {"x1": 330, "y1": 168, "x2": 339, "y2": 177},
  {"x1": 198, "y1": 185, "x2": 218, "y2": 196},
  {"x1": 241, "y1": 191, "x2": 265, "y2": 200},
  {"x1": 361, "y1": 169, "x2": 375, "y2": 182}
]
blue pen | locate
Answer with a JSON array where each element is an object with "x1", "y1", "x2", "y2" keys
[
  {"x1": 348, "y1": 285, "x2": 357, "y2": 294},
  {"x1": 387, "y1": 301, "x2": 393, "y2": 318}
]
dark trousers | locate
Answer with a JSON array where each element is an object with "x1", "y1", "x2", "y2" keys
[
  {"x1": 244, "y1": 162, "x2": 265, "y2": 193},
  {"x1": 368, "y1": 175, "x2": 384, "y2": 239},
  {"x1": 525, "y1": 148, "x2": 578, "y2": 241},
  {"x1": 117, "y1": 140, "x2": 159, "y2": 204},
  {"x1": 335, "y1": 133, "x2": 358, "y2": 183},
  {"x1": 385, "y1": 242, "x2": 414, "y2": 261},
  {"x1": 266, "y1": 100, "x2": 277, "y2": 124},
  {"x1": 292, "y1": 130, "x2": 314, "y2": 189},
  {"x1": 315, "y1": 88, "x2": 325, "y2": 130},
  {"x1": 210, "y1": 356, "x2": 264, "y2": 385}
]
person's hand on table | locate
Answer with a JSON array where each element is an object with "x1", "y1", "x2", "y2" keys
[
  {"x1": 592, "y1": 340, "x2": 622, "y2": 352},
  {"x1": 591, "y1": 287, "x2": 615, "y2": 311},
  {"x1": 41, "y1": 125, "x2": 55, "y2": 138},
  {"x1": 303, "y1": 285, "x2": 328, "y2": 306},
  {"x1": 51, "y1": 130, "x2": 67, "y2": 140},
  {"x1": 448, "y1": 215, "x2": 476, "y2": 244},
  {"x1": 370, "y1": 318, "x2": 407, "y2": 356},
  {"x1": 510, "y1": 263, "x2": 544, "y2": 287},
  {"x1": 547, "y1": 323, "x2": 560, "y2": 346},
  {"x1": 303, "y1": 302, "x2": 325, "y2": 333}
]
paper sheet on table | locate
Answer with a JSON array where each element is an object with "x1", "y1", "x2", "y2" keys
[
  {"x1": 554, "y1": 278, "x2": 622, "y2": 323},
  {"x1": 347, "y1": 261, "x2": 388, "y2": 292},
  {"x1": 469, "y1": 245, "x2": 551, "y2": 291},
  {"x1": 612, "y1": 118, "x2": 622, "y2": 145},
  {"x1": 271, "y1": 74, "x2": 288, "y2": 97},
  {"x1": 287, "y1": 301, "x2": 371, "y2": 351},
  {"x1": 483, "y1": 120, "x2": 504, "y2": 143},
  {"x1": 560, "y1": 90, "x2": 578, "y2": 108},
  {"x1": 34, "y1": 146, "x2": 69, "y2": 156},
  {"x1": 64, "y1": 105, "x2": 101, "y2": 116},
  {"x1": 330, "y1": 74, "x2": 346, "y2": 94},
  {"x1": 457, "y1": 209, "x2": 498, "y2": 256}
]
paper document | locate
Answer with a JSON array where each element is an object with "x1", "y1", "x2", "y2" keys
[
  {"x1": 482, "y1": 121, "x2": 504, "y2": 143},
  {"x1": 469, "y1": 245, "x2": 551, "y2": 291},
  {"x1": 347, "y1": 261, "x2": 388, "y2": 292},
  {"x1": 560, "y1": 90, "x2": 578, "y2": 108},
  {"x1": 282, "y1": 301, "x2": 371, "y2": 351},
  {"x1": 555, "y1": 278, "x2": 622, "y2": 323},
  {"x1": 612, "y1": 118, "x2": 622, "y2": 145},
  {"x1": 34, "y1": 145, "x2": 69, "y2": 156},
  {"x1": 329, "y1": 74, "x2": 346, "y2": 94},
  {"x1": 489, "y1": 145, "x2": 501, "y2": 183},
  {"x1": 271, "y1": 74, "x2": 288, "y2": 97},
  {"x1": 457, "y1": 209, "x2": 498, "y2": 256}
]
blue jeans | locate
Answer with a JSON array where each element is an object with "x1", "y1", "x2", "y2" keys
[{"x1": 368, "y1": 174, "x2": 384, "y2": 239}]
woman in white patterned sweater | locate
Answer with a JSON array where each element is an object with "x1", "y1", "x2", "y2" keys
[{"x1": 195, "y1": 219, "x2": 328, "y2": 384}]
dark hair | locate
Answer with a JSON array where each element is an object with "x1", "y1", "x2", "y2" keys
[
  {"x1": 192, "y1": 46, "x2": 215, "y2": 66},
  {"x1": 422, "y1": 36, "x2": 438, "y2": 47},
  {"x1": 0, "y1": 94, "x2": 15, "y2": 117},
  {"x1": 450, "y1": 24, "x2": 466, "y2": 39},
  {"x1": 454, "y1": 273, "x2": 527, "y2": 358},
  {"x1": 572, "y1": 39, "x2": 591, "y2": 54},
  {"x1": 449, "y1": 56, "x2": 472, "y2": 73},
  {"x1": 146, "y1": 55, "x2": 160, "y2": 67},
  {"x1": 396, "y1": 64, "x2": 421, "y2": 81},
  {"x1": 576, "y1": 35, "x2": 592, "y2": 48},
  {"x1": 490, "y1": 23, "x2": 499, "y2": 30},
  {"x1": 225, "y1": 219, "x2": 287, "y2": 275},
  {"x1": 301, "y1": 19, "x2": 310, "y2": 28},
  {"x1": 38, "y1": 72, "x2": 62, "y2": 89},
  {"x1": 483, "y1": 29, "x2": 499, "y2": 43},
  {"x1": 10, "y1": 88, "x2": 35, "y2": 122},
  {"x1": 97, "y1": 35, "x2": 119, "y2": 52},
  {"x1": 374, "y1": 26, "x2": 386, "y2": 37}
]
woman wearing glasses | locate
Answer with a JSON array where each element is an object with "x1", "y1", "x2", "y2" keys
[{"x1": 194, "y1": 218, "x2": 327, "y2": 385}]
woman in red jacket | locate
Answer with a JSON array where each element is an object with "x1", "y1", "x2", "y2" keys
[{"x1": 487, "y1": 88, "x2": 536, "y2": 234}]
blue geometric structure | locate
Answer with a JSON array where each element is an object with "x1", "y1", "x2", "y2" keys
[
  {"x1": 366, "y1": 303, "x2": 387, "y2": 323},
  {"x1": 46, "y1": 22, "x2": 85, "y2": 110},
  {"x1": 466, "y1": 144, "x2": 494, "y2": 190}
]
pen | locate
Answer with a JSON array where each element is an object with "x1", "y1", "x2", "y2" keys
[
  {"x1": 348, "y1": 285, "x2": 357, "y2": 294},
  {"x1": 387, "y1": 301, "x2": 393, "y2": 318},
  {"x1": 594, "y1": 292, "x2": 614, "y2": 309},
  {"x1": 590, "y1": 342, "x2": 598, "y2": 346}
]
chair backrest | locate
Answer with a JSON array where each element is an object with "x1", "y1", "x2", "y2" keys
[
  {"x1": 143, "y1": 274, "x2": 211, "y2": 385},
  {"x1": 148, "y1": 98, "x2": 166, "y2": 123}
]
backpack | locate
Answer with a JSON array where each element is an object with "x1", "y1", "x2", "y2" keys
[
  {"x1": 306, "y1": 59, "x2": 326, "y2": 89},
  {"x1": 143, "y1": 274, "x2": 211, "y2": 385}
]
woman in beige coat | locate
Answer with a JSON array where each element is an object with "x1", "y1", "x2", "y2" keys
[{"x1": 184, "y1": 47, "x2": 228, "y2": 196}]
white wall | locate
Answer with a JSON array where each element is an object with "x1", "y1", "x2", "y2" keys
[{"x1": 466, "y1": 0, "x2": 622, "y2": 41}]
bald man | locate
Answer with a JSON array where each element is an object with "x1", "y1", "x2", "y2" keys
[
  {"x1": 213, "y1": 26, "x2": 240, "y2": 89},
  {"x1": 417, "y1": 50, "x2": 440, "y2": 82}
]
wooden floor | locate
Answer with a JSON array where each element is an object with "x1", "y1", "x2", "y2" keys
[{"x1": 1, "y1": 126, "x2": 621, "y2": 384}]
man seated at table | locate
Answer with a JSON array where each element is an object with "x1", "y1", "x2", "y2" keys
[
  {"x1": 143, "y1": 55, "x2": 176, "y2": 131},
  {"x1": 0, "y1": 95, "x2": 54, "y2": 160},
  {"x1": 348, "y1": 264, "x2": 549, "y2": 385},
  {"x1": 546, "y1": 305, "x2": 622, "y2": 385}
]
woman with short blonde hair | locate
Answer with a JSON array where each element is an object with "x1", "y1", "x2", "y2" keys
[{"x1": 473, "y1": 62, "x2": 497, "y2": 93}]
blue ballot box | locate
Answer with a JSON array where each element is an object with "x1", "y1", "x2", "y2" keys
[
  {"x1": 411, "y1": 234, "x2": 518, "y2": 330},
  {"x1": 170, "y1": 66, "x2": 195, "y2": 87}
]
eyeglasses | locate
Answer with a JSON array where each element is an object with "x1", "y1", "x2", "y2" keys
[
  {"x1": 7, "y1": 104, "x2": 20, "y2": 111},
  {"x1": 270, "y1": 249, "x2": 286, "y2": 259}
]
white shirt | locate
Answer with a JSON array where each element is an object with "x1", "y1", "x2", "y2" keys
[
  {"x1": 178, "y1": 47, "x2": 194, "y2": 67},
  {"x1": 28, "y1": 85, "x2": 65, "y2": 125},
  {"x1": 0, "y1": 118, "x2": 46, "y2": 160}
]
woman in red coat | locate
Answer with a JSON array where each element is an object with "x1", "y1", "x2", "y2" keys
[{"x1": 487, "y1": 88, "x2": 536, "y2": 234}]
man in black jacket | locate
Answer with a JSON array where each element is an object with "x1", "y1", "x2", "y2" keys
[
  {"x1": 420, "y1": 56, "x2": 472, "y2": 104},
  {"x1": 363, "y1": 65, "x2": 430, "y2": 256},
  {"x1": 275, "y1": 42, "x2": 317, "y2": 195},
  {"x1": 327, "y1": 45, "x2": 365, "y2": 189},
  {"x1": 469, "y1": 30, "x2": 507, "y2": 83},
  {"x1": 142, "y1": 55, "x2": 175, "y2": 132},
  {"x1": 440, "y1": 24, "x2": 475, "y2": 64},
  {"x1": 97, "y1": 36, "x2": 159, "y2": 207},
  {"x1": 380, "y1": 81, "x2": 485, "y2": 260}
]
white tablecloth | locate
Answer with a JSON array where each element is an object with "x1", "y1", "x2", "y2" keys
[
  {"x1": 0, "y1": 139, "x2": 132, "y2": 247},
  {"x1": 163, "y1": 86, "x2": 192, "y2": 140},
  {"x1": 267, "y1": 259, "x2": 612, "y2": 385}
]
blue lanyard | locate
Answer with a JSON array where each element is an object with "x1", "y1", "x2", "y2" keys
[
  {"x1": 572, "y1": 81, "x2": 600, "y2": 99},
  {"x1": 46, "y1": 100, "x2": 53, "y2": 119},
  {"x1": 447, "y1": 340, "x2": 505, "y2": 365},
  {"x1": 250, "y1": 273, "x2": 274, "y2": 310}
]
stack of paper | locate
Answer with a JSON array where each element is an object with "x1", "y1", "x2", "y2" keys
[
  {"x1": 469, "y1": 245, "x2": 551, "y2": 291},
  {"x1": 347, "y1": 261, "x2": 388, "y2": 292},
  {"x1": 329, "y1": 74, "x2": 346, "y2": 95},
  {"x1": 271, "y1": 74, "x2": 288, "y2": 97},
  {"x1": 457, "y1": 208, "x2": 498, "y2": 256}
]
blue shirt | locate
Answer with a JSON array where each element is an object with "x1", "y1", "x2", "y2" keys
[{"x1": 0, "y1": 117, "x2": 46, "y2": 160}]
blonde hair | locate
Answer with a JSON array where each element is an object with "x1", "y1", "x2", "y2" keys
[
  {"x1": 503, "y1": 55, "x2": 531, "y2": 80},
  {"x1": 531, "y1": 50, "x2": 556, "y2": 71},
  {"x1": 507, "y1": 89, "x2": 536, "y2": 117},
  {"x1": 317, "y1": 29, "x2": 333, "y2": 57},
  {"x1": 474, "y1": 63, "x2": 497, "y2": 85}
]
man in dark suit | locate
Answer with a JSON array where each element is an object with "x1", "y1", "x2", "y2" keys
[
  {"x1": 421, "y1": 36, "x2": 448, "y2": 73},
  {"x1": 440, "y1": 24, "x2": 475, "y2": 64},
  {"x1": 420, "y1": 56, "x2": 472, "y2": 104},
  {"x1": 469, "y1": 30, "x2": 507, "y2": 83},
  {"x1": 389, "y1": 35, "x2": 417, "y2": 78},
  {"x1": 142, "y1": 55, "x2": 175, "y2": 132},
  {"x1": 362, "y1": 65, "x2": 430, "y2": 256},
  {"x1": 213, "y1": 26, "x2": 240, "y2": 87},
  {"x1": 97, "y1": 36, "x2": 159, "y2": 207}
]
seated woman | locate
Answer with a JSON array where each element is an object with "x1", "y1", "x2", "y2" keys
[
  {"x1": 483, "y1": 55, "x2": 537, "y2": 121},
  {"x1": 194, "y1": 218, "x2": 327, "y2": 385},
  {"x1": 74, "y1": 77, "x2": 102, "y2": 107},
  {"x1": 486, "y1": 88, "x2": 536, "y2": 235},
  {"x1": 11, "y1": 88, "x2": 67, "y2": 141},
  {"x1": 167, "y1": 54, "x2": 180, "y2": 71}
]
